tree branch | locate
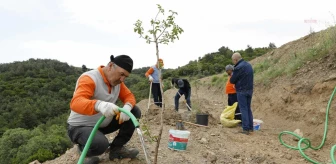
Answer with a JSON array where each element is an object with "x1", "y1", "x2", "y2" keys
[
  {"x1": 138, "y1": 34, "x2": 155, "y2": 43},
  {"x1": 158, "y1": 40, "x2": 166, "y2": 44},
  {"x1": 157, "y1": 13, "x2": 175, "y2": 39},
  {"x1": 154, "y1": 10, "x2": 161, "y2": 22},
  {"x1": 157, "y1": 27, "x2": 168, "y2": 39},
  {"x1": 152, "y1": 10, "x2": 161, "y2": 35},
  {"x1": 139, "y1": 34, "x2": 146, "y2": 39}
]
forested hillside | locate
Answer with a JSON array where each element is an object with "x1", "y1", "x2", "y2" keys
[
  {"x1": 0, "y1": 59, "x2": 81, "y2": 164},
  {"x1": 0, "y1": 59, "x2": 82, "y2": 134}
]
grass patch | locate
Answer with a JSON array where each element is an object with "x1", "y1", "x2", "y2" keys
[
  {"x1": 210, "y1": 74, "x2": 228, "y2": 87},
  {"x1": 255, "y1": 26, "x2": 336, "y2": 85},
  {"x1": 254, "y1": 59, "x2": 271, "y2": 74},
  {"x1": 211, "y1": 76, "x2": 219, "y2": 83}
]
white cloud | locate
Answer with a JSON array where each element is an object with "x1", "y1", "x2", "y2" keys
[
  {"x1": 0, "y1": 1, "x2": 44, "y2": 12},
  {"x1": 0, "y1": 1, "x2": 63, "y2": 20}
]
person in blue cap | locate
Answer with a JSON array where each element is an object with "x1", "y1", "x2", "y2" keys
[{"x1": 171, "y1": 78, "x2": 191, "y2": 112}]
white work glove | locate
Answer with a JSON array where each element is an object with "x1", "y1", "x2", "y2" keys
[
  {"x1": 148, "y1": 75, "x2": 153, "y2": 82},
  {"x1": 95, "y1": 101, "x2": 119, "y2": 118},
  {"x1": 116, "y1": 104, "x2": 132, "y2": 124}
]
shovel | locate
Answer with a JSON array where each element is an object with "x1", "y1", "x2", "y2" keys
[
  {"x1": 147, "y1": 82, "x2": 152, "y2": 113},
  {"x1": 176, "y1": 121, "x2": 185, "y2": 130},
  {"x1": 176, "y1": 120, "x2": 209, "y2": 130}
]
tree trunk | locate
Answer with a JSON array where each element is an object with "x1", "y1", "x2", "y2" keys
[{"x1": 153, "y1": 33, "x2": 165, "y2": 164}]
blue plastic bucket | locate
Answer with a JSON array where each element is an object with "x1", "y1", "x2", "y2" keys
[{"x1": 253, "y1": 122, "x2": 261, "y2": 131}]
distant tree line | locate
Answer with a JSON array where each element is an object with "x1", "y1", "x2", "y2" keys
[{"x1": 162, "y1": 44, "x2": 276, "y2": 79}]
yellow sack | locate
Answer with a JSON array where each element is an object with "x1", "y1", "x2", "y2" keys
[{"x1": 220, "y1": 102, "x2": 241, "y2": 128}]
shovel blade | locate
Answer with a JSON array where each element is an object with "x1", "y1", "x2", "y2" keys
[{"x1": 176, "y1": 122, "x2": 185, "y2": 130}]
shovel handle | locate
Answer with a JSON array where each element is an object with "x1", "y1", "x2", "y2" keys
[{"x1": 178, "y1": 120, "x2": 209, "y2": 128}]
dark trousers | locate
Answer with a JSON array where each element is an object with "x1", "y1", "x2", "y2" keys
[
  {"x1": 237, "y1": 91, "x2": 253, "y2": 131},
  {"x1": 175, "y1": 89, "x2": 191, "y2": 111},
  {"x1": 151, "y1": 83, "x2": 162, "y2": 107},
  {"x1": 228, "y1": 93, "x2": 241, "y2": 120},
  {"x1": 67, "y1": 106, "x2": 141, "y2": 157}
]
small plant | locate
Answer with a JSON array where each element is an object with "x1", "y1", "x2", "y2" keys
[
  {"x1": 193, "y1": 80, "x2": 202, "y2": 114},
  {"x1": 141, "y1": 122, "x2": 158, "y2": 143},
  {"x1": 191, "y1": 100, "x2": 201, "y2": 114}
]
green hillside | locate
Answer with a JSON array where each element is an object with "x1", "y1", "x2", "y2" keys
[{"x1": 0, "y1": 59, "x2": 81, "y2": 164}]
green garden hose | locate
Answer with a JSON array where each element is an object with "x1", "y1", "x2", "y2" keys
[
  {"x1": 77, "y1": 108, "x2": 140, "y2": 164},
  {"x1": 331, "y1": 145, "x2": 336, "y2": 163},
  {"x1": 279, "y1": 87, "x2": 336, "y2": 164}
]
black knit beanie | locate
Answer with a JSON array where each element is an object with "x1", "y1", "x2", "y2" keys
[{"x1": 110, "y1": 55, "x2": 133, "y2": 73}]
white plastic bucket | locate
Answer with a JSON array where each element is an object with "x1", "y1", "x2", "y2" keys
[{"x1": 168, "y1": 129, "x2": 190, "y2": 151}]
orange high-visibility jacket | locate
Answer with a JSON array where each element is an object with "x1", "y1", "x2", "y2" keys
[{"x1": 225, "y1": 75, "x2": 236, "y2": 94}]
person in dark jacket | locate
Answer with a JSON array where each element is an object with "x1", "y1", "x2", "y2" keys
[
  {"x1": 171, "y1": 78, "x2": 191, "y2": 111},
  {"x1": 230, "y1": 52, "x2": 254, "y2": 135}
]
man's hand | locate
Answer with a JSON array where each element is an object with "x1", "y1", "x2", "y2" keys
[
  {"x1": 148, "y1": 75, "x2": 153, "y2": 82},
  {"x1": 96, "y1": 101, "x2": 119, "y2": 118},
  {"x1": 183, "y1": 100, "x2": 186, "y2": 104},
  {"x1": 116, "y1": 104, "x2": 132, "y2": 124}
]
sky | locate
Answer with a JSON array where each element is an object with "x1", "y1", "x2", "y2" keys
[{"x1": 0, "y1": 0, "x2": 335, "y2": 69}]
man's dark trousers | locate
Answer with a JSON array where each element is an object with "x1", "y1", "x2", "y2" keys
[
  {"x1": 237, "y1": 91, "x2": 253, "y2": 131},
  {"x1": 67, "y1": 106, "x2": 141, "y2": 157},
  {"x1": 228, "y1": 93, "x2": 241, "y2": 120}
]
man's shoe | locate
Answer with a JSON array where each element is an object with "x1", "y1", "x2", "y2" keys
[
  {"x1": 237, "y1": 130, "x2": 250, "y2": 135},
  {"x1": 249, "y1": 129, "x2": 254, "y2": 134},
  {"x1": 84, "y1": 156, "x2": 100, "y2": 164},
  {"x1": 109, "y1": 146, "x2": 139, "y2": 160}
]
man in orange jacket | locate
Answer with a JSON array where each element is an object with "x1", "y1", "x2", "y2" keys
[
  {"x1": 145, "y1": 59, "x2": 164, "y2": 108},
  {"x1": 67, "y1": 55, "x2": 141, "y2": 163},
  {"x1": 225, "y1": 65, "x2": 241, "y2": 120}
]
